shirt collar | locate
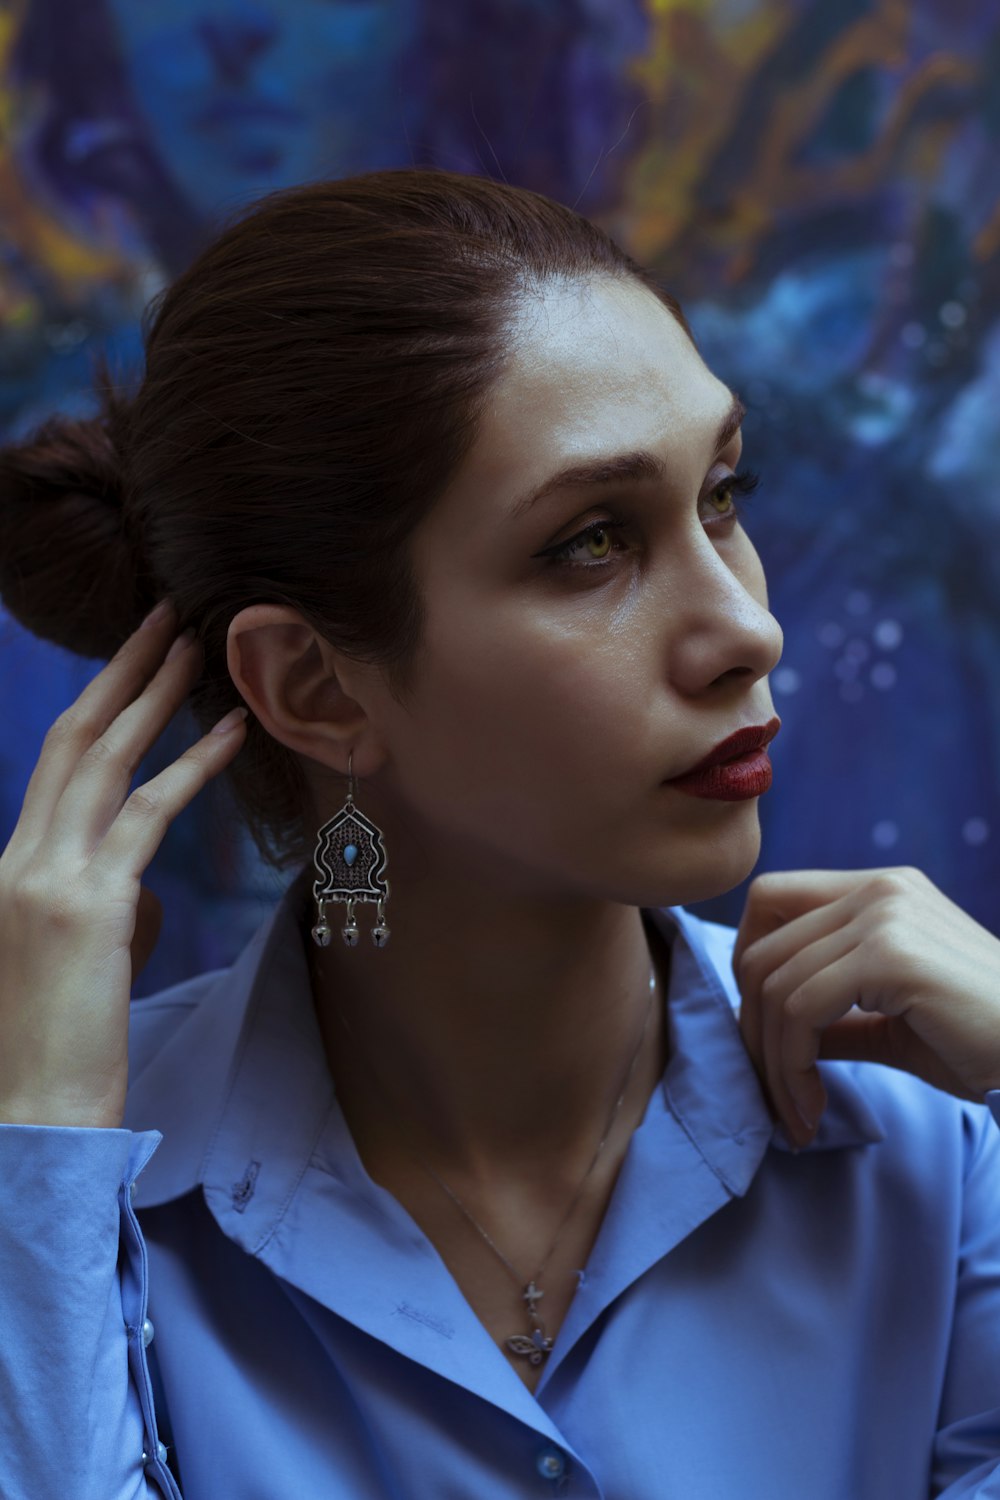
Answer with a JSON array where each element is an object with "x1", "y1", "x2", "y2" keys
[{"x1": 125, "y1": 868, "x2": 885, "y2": 1217}]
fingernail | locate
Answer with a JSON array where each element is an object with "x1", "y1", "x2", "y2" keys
[
  {"x1": 793, "y1": 1101, "x2": 817, "y2": 1133},
  {"x1": 140, "y1": 599, "x2": 175, "y2": 630},
  {"x1": 166, "y1": 627, "x2": 197, "y2": 661},
  {"x1": 210, "y1": 706, "x2": 249, "y2": 735}
]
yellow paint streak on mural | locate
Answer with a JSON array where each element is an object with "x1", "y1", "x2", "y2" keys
[
  {"x1": 0, "y1": 9, "x2": 16, "y2": 141},
  {"x1": 0, "y1": 1, "x2": 134, "y2": 306},
  {"x1": 620, "y1": 0, "x2": 791, "y2": 266},
  {"x1": 0, "y1": 154, "x2": 127, "y2": 297},
  {"x1": 754, "y1": 39, "x2": 972, "y2": 205},
  {"x1": 618, "y1": 0, "x2": 981, "y2": 289}
]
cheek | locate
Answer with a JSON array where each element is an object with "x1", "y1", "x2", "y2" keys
[{"x1": 418, "y1": 620, "x2": 646, "y2": 798}]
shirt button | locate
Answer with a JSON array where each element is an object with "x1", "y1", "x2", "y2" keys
[
  {"x1": 157, "y1": 1441, "x2": 168, "y2": 1463},
  {"x1": 129, "y1": 1181, "x2": 137, "y2": 1204},
  {"x1": 536, "y1": 1445, "x2": 567, "y2": 1480},
  {"x1": 141, "y1": 1318, "x2": 155, "y2": 1348}
]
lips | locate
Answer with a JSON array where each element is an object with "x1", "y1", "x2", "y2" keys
[{"x1": 668, "y1": 716, "x2": 782, "y2": 779}]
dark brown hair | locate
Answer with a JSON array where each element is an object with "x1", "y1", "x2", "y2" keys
[{"x1": 0, "y1": 167, "x2": 690, "y2": 873}]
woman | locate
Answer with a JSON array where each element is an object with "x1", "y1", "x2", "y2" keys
[{"x1": 1, "y1": 168, "x2": 999, "y2": 1499}]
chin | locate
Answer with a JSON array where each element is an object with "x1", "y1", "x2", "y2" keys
[{"x1": 646, "y1": 824, "x2": 763, "y2": 908}]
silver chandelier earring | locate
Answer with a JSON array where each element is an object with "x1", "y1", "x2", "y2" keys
[{"x1": 311, "y1": 750, "x2": 391, "y2": 949}]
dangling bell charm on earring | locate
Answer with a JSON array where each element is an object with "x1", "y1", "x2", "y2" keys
[
  {"x1": 342, "y1": 898, "x2": 360, "y2": 948},
  {"x1": 311, "y1": 898, "x2": 333, "y2": 948},
  {"x1": 311, "y1": 751, "x2": 391, "y2": 950},
  {"x1": 371, "y1": 897, "x2": 389, "y2": 949}
]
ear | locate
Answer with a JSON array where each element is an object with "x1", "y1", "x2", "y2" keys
[{"x1": 224, "y1": 604, "x2": 379, "y2": 775}]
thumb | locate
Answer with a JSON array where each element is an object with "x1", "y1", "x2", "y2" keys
[{"x1": 131, "y1": 885, "x2": 164, "y2": 981}]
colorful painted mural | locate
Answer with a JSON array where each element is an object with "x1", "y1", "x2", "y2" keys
[{"x1": 0, "y1": 0, "x2": 996, "y2": 997}]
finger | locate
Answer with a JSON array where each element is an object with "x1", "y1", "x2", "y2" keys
[
  {"x1": 815, "y1": 1010, "x2": 898, "y2": 1064},
  {"x1": 46, "y1": 629, "x2": 204, "y2": 856},
  {"x1": 761, "y1": 931, "x2": 860, "y2": 1142},
  {"x1": 731, "y1": 867, "x2": 902, "y2": 978},
  {"x1": 737, "y1": 975, "x2": 772, "y2": 1126},
  {"x1": 13, "y1": 600, "x2": 179, "y2": 847},
  {"x1": 736, "y1": 897, "x2": 854, "y2": 1117},
  {"x1": 91, "y1": 702, "x2": 248, "y2": 887}
]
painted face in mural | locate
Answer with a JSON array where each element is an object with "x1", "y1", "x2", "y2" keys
[{"x1": 105, "y1": 0, "x2": 417, "y2": 220}]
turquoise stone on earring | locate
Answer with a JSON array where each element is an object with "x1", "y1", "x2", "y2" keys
[{"x1": 343, "y1": 844, "x2": 358, "y2": 867}]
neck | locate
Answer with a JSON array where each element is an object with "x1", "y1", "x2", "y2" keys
[{"x1": 302, "y1": 870, "x2": 672, "y2": 1187}]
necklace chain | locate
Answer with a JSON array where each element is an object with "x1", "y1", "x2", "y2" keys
[{"x1": 332, "y1": 958, "x2": 658, "y2": 1368}]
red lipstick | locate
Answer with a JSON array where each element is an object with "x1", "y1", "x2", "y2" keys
[{"x1": 664, "y1": 716, "x2": 781, "y2": 802}]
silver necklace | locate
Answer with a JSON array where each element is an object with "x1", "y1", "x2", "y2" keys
[{"x1": 332, "y1": 962, "x2": 658, "y2": 1367}]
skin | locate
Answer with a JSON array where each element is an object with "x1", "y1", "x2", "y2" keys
[{"x1": 226, "y1": 275, "x2": 784, "y2": 1209}]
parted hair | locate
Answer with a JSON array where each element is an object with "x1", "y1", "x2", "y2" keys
[{"x1": 0, "y1": 167, "x2": 689, "y2": 873}]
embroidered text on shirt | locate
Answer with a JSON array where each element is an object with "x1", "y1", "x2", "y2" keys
[
  {"x1": 394, "y1": 1303, "x2": 456, "y2": 1338},
  {"x1": 231, "y1": 1160, "x2": 261, "y2": 1212}
]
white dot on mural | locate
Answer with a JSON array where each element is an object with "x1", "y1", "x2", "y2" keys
[
  {"x1": 845, "y1": 590, "x2": 871, "y2": 615},
  {"x1": 939, "y1": 301, "x2": 966, "y2": 329},
  {"x1": 873, "y1": 618, "x2": 903, "y2": 650},
  {"x1": 961, "y1": 818, "x2": 990, "y2": 846},
  {"x1": 817, "y1": 621, "x2": 845, "y2": 648},
  {"x1": 844, "y1": 637, "x2": 870, "y2": 663},
  {"x1": 870, "y1": 661, "x2": 897, "y2": 690},
  {"x1": 901, "y1": 322, "x2": 926, "y2": 348},
  {"x1": 772, "y1": 666, "x2": 801, "y2": 695},
  {"x1": 839, "y1": 680, "x2": 865, "y2": 703},
  {"x1": 872, "y1": 820, "x2": 899, "y2": 849}
]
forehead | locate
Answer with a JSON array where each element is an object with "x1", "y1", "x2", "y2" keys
[
  {"x1": 503, "y1": 275, "x2": 705, "y2": 403},
  {"x1": 460, "y1": 277, "x2": 727, "y2": 499}
]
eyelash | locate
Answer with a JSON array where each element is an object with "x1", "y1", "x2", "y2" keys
[{"x1": 541, "y1": 469, "x2": 762, "y2": 571}]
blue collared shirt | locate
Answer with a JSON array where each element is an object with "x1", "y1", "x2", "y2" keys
[{"x1": 3, "y1": 866, "x2": 1000, "y2": 1499}]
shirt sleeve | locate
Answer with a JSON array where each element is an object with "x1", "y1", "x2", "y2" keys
[
  {"x1": 930, "y1": 1098, "x2": 1000, "y2": 1497},
  {"x1": 0, "y1": 1123, "x2": 182, "y2": 1500}
]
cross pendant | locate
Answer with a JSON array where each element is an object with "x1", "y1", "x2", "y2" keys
[{"x1": 522, "y1": 1280, "x2": 545, "y2": 1315}]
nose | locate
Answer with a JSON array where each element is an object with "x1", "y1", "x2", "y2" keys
[
  {"x1": 669, "y1": 546, "x2": 784, "y2": 694},
  {"x1": 197, "y1": 8, "x2": 278, "y2": 87}
]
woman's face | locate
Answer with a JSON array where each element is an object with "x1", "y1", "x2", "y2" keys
[
  {"x1": 363, "y1": 274, "x2": 785, "y2": 911},
  {"x1": 105, "y1": 0, "x2": 415, "y2": 221}
]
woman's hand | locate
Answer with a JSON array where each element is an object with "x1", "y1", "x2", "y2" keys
[
  {"x1": 731, "y1": 867, "x2": 1000, "y2": 1149},
  {"x1": 0, "y1": 599, "x2": 248, "y2": 1129}
]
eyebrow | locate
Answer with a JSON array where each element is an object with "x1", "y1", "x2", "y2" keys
[{"x1": 508, "y1": 391, "x2": 747, "y2": 522}]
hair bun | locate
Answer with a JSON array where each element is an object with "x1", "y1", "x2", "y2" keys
[{"x1": 0, "y1": 367, "x2": 149, "y2": 660}]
